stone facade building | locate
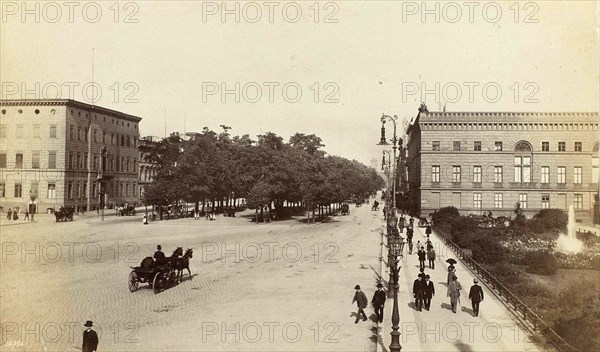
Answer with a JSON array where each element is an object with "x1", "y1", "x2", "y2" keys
[
  {"x1": 0, "y1": 99, "x2": 142, "y2": 213},
  {"x1": 406, "y1": 104, "x2": 599, "y2": 223},
  {"x1": 138, "y1": 136, "x2": 159, "y2": 202}
]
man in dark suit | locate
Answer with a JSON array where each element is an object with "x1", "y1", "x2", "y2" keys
[
  {"x1": 417, "y1": 246, "x2": 427, "y2": 271},
  {"x1": 413, "y1": 273, "x2": 425, "y2": 311},
  {"x1": 423, "y1": 274, "x2": 435, "y2": 310},
  {"x1": 82, "y1": 320, "x2": 98, "y2": 352},
  {"x1": 371, "y1": 283, "x2": 386, "y2": 323},
  {"x1": 352, "y1": 285, "x2": 368, "y2": 323},
  {"x1": 154, "y1": 245, "x2": 166, "y2": 266},
  {"x1": 468, "y1": 279, "x2": 484, "y2": 316}
]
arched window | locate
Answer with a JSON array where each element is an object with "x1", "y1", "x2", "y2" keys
[{"x1": 514, "y1": 141, "x2": 532, "y2": 183}]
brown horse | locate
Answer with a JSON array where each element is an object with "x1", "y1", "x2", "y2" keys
[{"x1": 175, "y1": 248, "x2": 193, "y2": 283}]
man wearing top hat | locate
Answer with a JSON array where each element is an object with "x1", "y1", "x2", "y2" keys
[
  {"x1": 154, "y1": 245, "x2": 166, "y2": 266},
  {"x1": 82, "y1": 320, "x2": 98, "y2": 352},
  {"x1": 413, "y1": 273, "x2": 426, "y2": 311},
  {"x1": 423, "y1": 275, "x2": 435, "y2": 310},
  {"x1": 352, "y1": 284, "x2": 368, "y2": 323},
  {"x1": 468, "y1": 279, "x2": 484, "y2": 316},
  {"x1": 371, "y1": 283, "x2": 386, "y2": 323}
]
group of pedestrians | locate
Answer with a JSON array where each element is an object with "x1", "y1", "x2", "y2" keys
[
  {"x1": 4, "y1": 208, "x2": 33, "y2": 221},
  {"x1": 352, "y1": 283, "x2": 387, "y2": 324}
]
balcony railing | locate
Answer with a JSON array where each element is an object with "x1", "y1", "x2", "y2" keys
[
  {"x1": 472, "y1": 182, "x2": 482, "y2": 188},
  {"x1": 508, "y1": 182, "x2": 537, "y2": 189},
  {"x1": 451, "y1": 182, "x2": 461, "y2": 188},
  {"x1": 493, "y1": 182, "x2": 504, "y2": 188},
  {"x1": 433, "y1": 227, "x2": 579, "y2": 352}
]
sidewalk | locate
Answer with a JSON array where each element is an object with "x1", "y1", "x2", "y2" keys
[{"x1": 376, "y1": 217, "x2": 541, "y2": 352}]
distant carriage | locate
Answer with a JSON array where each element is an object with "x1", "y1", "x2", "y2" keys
[
  {"x1": 54, "y1": 207, "x2": 74, "y2": 222},
  {"x1": 120, "y1": 205, "x2": 136, "y2": 216},
  {"x1": 128, "y1": 247, "x2": 193, "y2": 294},
  {"x1": 341, "y1": 203, "x2": 350, "y2": 215}
]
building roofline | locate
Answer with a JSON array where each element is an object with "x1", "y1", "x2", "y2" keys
[
  {"x1": 420, "y1": 111, "x2": 598, "y2": 118},
  {"x1": 0, "y1": 99, "x2": 142, "y2": 122}
]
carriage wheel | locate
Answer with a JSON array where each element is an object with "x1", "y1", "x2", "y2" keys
[
  {"x1": 153, "y1": 272, "x2": 165, "y2": 294},
  {"x1": 128, "y1": 271, "x2": 139, "y2": 292}
]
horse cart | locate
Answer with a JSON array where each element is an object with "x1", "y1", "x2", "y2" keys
[
  {"x1": 341, "y1": 203, "x2": 350, "y2": 215},
  {"x1": 54, "y1": 207, "x2": 74, "y2": 222},
  {"x1": 128, "y1": 257, "x2": 177, "y2": 294}
]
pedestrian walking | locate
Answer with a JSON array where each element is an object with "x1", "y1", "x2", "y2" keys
[
  {"x1": 468, "y1": 279, "x2": 484, "y2": 316},
  {"x1": 6, "y1": 208, "x2": 12, "y2": 221},
  {"x1": 447, "y1": 265, "x2": 456, "y2": 286},
  {"x1": 427, "y1": 247, "x2": 436, "y2": 269},
  {"x1": 447, "y1": 275, "x2": 462, "y2": 313},
  {"x1": 24, "y1": 210, "x2": 29, "y2": 221},
  {"x1": 417, "y1": 246, "x2": 426, "y2": 271},
  {"x1": 413, "y1": 273, "x2": 426, "y2": 311},
  {"x1": 425, "y1": 225, "x2": 432, "y2": 239},
  {"x1": 142, "y1": 214, "x2": 148, "y2": 225},
  {"x1": 12, "y1": 211, "x2": 18, "y2": 220},
  {"x1": 423, "y1": 274, "x2": 435, "y2": 310},
  {"x1": 426, "y1": 240, "x2": 433, "y2": 251},
  {"x1": 415, "y1": 240, "x2": 421, "y2": 255},
  {"x1": 371, "y1": 283, "x2": 386, "y2": 323},
  {"x1": 82, "y1": 320, "x2": 98, "y2": 352},
  {"x1": 352, "y1": 285, "x2": 368, "y2": 323}
]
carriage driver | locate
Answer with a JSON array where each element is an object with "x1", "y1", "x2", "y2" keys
[{"x1": 154, "y1": 245, "x2": 166, "y2": 266}]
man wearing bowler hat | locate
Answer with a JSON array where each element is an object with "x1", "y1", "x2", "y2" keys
[
  {"x1": 82, "y1": 320, "x2": 98, "y2": 352},
  {"x1": 423, "y1": 274, "x2": 435, "y2": 310},
  {"x1": 352, "y1": 284, "x2": 368, "y2": 323},
  {"x1": 371, "y1": 283, "x2": 386, "y2": 323},
  {"x1": 468, "y1": 279, "x2": 484, "y2": 316}
]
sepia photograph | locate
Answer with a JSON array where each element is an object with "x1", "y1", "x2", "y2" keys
[{"x1": 0, "y1": 1, "x2": 599, "y2": 351}]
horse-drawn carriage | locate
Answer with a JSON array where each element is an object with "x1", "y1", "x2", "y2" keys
[
  {"x1": 341, "y1": 203, "x2": 350, "y2": 215},
  {"x1": 371, "y1": 200, "x2": 380, "y2": 211},
  {"x1": 128, "y1": 247, "x2": 193, "y2": 294},
  {"x1": 119, "y1": 205, "x2": 136, "y2": 216},
  {"x1": 54, "y1": 207, "x2": 74, "y2": 222}
]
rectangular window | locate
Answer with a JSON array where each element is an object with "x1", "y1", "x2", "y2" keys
[
  {"x1": 519, "y1": 194, "x2": 528, "y2": 209},
  {"x1": 93, "y1": 154, "x2": 98, "y2": 170},
  {"x1": 112, "y1": 133, "x2": 116, "y2": 145},
  {"x1": 50, "y1": 125, "x2": 57, "y2": 138},
  {"x1": 33, "y1": 125, "x2": 40, "y2": 138},
  {"x1": 574, "y1": 167, "x2": 582, "y2": 184},
  {"x1": 432, "y1": 141, "x2": 440, "y2": 151},
  {"x1": 0, "y1": 183, "x2": 5, "y2": 197},
  {"x1": 514, "y1": 156, "x2": 531, "y2": 182},
  {"x1": 82, "y1": 182, "x2": 87, "y2": 199},
  {"x1": 542, "y1": 142, "x2": 549, "y2": 151},
  {"x1": 541, "y1": 194, "x2": 550, "y2": 209},
  {"x1": 47, "y1": 183, "x2": 56, "y2": 199},
  {"x1": 15, "y1": 153, "x2": 23, "y2": 168},
  {"x1": 84, "y1": 153, "x2": 88, "y2": 170},
  {"x1": 558, "y1": 142, "x2": 566, "y2": 152},
  {"x1": 32, "y1": 152, "x2": 40, "y2": 169},
  {"x1": 574, "y1": 142, "x2": 582, "y2": 152},
  {"x1": 495, "y1": 141, "x2": 502, "y2": 151},
  {"x1": 70, "y1": 125, "x2": 75, "y2": 140},
  {"x1": 494, "y1": 193, "x2": 503, "y2": 208},
  {"x1": 31, "y1": 182, "x2": 39, "y2": 199},
  {"x1": 453, "y1": 141, "x2": 461, "y2": 151},
  {"x1": 473, "y1": 193, "x2": 482, "y2": 208},
  {"x1": 574, "y1": 194, "x2": 583, "y2": 209},
  {"x1": 494, "y1": 166, "x2": 503, "y2": 183},
  {"x1": 84, "y1": 128, "x2": 88, "y2": 142},
  {"x1": 0, "y1": 125, "x2": 6, "y2": 138},
  {"x1": 558, "y1": 166, "x2": 566, "y2": 184},
  {"x1": 126, "y1": 136, "x2": 130, "y2": 147},
  {"x1": 474, "y1": 141, "x2": 481, "y2": 151},
  {"x1": 452, "y1": 166, "x2": 461, "y2": 183},
  {"x1": 68, "y1": 182, "x2": 73, "y2": 199},
  {"x1": 16, "y1": 125, "x2": 23, "y2": 138},
  {"x1": 573, "y1": 194, "x2": 583, "y2": 209},
  {"x1": 432, "y1": 165, "x2": 440, "y2": 183},
  {"x1": 77, "y1": 153, "x2": 83, "y2": 169},
  {"x1": 48, "y1": 151, "x2": 56, "y2": 169},
  {"x1": 68, "y1": 152, "x2": 73, "y2": 169},
  {"x1": 540, "y1": 166, "x2": 550, "y2": 183},
  {"x1": 473, "y1": 166, "x2": 482, "y2": 183},
  {"x1": 14, "y1": 183, "x2": 22, "y2": 198},
  {"x1": 0, "y1": 153, "x2": 6, "y2": 168}
]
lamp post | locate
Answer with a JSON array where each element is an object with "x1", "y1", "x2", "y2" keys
[
  {"x1": 29, "y1": 190, "x2": 38, "y2": 221},
  {"x1": 388, "y1": 234, "x2": 405, "y2": 352},
  {"x1": 377, "y1": 114, "x2": 400, "y2": 212}
]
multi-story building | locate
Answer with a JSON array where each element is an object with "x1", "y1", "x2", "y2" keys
[
  {"x1": 138, "y1": 136, "x2": 159, "y2": 201},
  {"x1": 0, "y1": 99, "x2": 142, "y2": 213},
  {"x1": 406, "y1": 103, "x2": 599, "y2": 223}
]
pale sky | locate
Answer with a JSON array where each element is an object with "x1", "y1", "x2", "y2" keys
[{"x1": 2, "y1": 1, "x2": 598, "y2": 164}]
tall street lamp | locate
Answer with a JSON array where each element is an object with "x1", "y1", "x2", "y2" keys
[
  {"x1": 377, "y1": 114, "x2": 400, "y2": 218},
  {"x1": 388, "y1": 233, "x2": 405, "y2": 352}
]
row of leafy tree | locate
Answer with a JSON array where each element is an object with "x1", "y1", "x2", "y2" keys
[{"x1": 142, "y1": 128, "x2": 385, "y2": 217}]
